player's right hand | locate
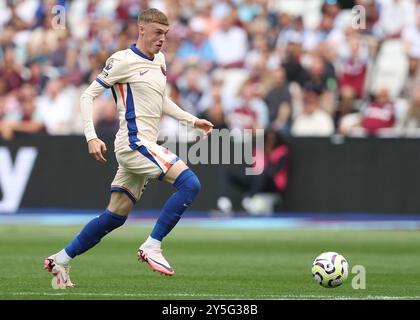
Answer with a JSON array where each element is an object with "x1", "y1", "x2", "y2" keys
[{"x1": 88, "y1": 138, "x2": 107, "y2": 163}]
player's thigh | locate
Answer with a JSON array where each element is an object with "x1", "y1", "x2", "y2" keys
[
  {"x1": 117, "y1": 143, "x2": 190, "y2": 186},
  {"x1": 137, "y1": 142, "x2": 187, "y2": 183},
  {"x1": 139, "y1": 143, "x2": 190, "y2": 185},
  {"x1": 118, "y1": 144, "x2": 171, "y2": 179},
  {"x1": 109, "y1": 167, "x2": 149, "y2": 216}
]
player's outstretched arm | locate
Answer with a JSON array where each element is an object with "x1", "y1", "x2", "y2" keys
[
  {"x1": 193, "y1": 119, "x2": 214, "y2": 136},
  {"x1": 163, "y1": 96, "x2": 213, "y2": 135}
]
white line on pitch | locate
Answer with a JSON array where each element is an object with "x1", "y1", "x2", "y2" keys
[{"x1": 9, "y1": 292, "x2": 420, "y2": 300}]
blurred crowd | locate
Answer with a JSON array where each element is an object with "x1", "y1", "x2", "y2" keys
[{"x1": 0, "y1": 0, "x2": 420, "y2": 141}]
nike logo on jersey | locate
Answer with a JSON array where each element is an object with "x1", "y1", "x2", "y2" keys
[
  {"x1": 161, "y1": 66, "x2": 167, "y2": 76},
  {"x1": 139, "y1": 70, "x2": 149, "y2": 76}
]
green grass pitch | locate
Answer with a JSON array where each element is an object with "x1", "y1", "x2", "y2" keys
[{"x1": 1, "y1": 224, "x2": 420, "y2": 300}]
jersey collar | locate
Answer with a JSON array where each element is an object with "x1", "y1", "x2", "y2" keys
[{"x1": 130, "y1": 44, "x2": 154, "y2": 61}]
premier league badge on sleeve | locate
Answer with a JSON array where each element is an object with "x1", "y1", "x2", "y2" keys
[{"x1": 105, "y1": 59, "x2": 114, "y2": 71}]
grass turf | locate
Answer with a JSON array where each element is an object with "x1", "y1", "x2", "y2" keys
[{"x1": 0, "y1": 224, "x2": 420, "y2": 300}]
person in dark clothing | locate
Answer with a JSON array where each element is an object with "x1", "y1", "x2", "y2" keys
[
  {"x1": 282, "y1": 41, "x2": 309, "y2": 87},
  {"x1": 217, "y1": 129, "x2": 289, "y2": 214},
  {"x1": 264, "y1": 67, "x2": 292, "y2": 133}
]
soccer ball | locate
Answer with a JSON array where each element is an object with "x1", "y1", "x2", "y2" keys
[{"x1": 311, "y1": 252, "x2": 349, "y2": 288}]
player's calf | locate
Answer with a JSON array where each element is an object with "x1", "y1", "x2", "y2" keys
[
  {"x1": 64, "y1": 209, "x2": 127, "y2": 258},
  {"x1": 150, "y1": 169, "x2": 201, "y2": 241}
]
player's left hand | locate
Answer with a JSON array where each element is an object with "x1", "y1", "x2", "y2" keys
[{"x1": 194, "y1": 119, "x2": 214, "y2": 136}]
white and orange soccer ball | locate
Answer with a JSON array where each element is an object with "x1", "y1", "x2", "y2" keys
[{"x1": 311, "y1": 252, "x2": 349, "y2": 288}]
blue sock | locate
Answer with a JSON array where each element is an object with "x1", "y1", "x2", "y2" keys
[
  {"x1": 65, "y1": 210, "x2": 127, "y2": 258},
  {"x1": 150, "y1": 169, "x2": 201, "y2": 241}
]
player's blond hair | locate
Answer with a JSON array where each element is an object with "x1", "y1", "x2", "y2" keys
[{"x1": 138, "y1": 8, "x2": 169, "y2": 26}]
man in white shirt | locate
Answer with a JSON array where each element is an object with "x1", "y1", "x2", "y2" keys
[
  {"x1": 291, "y1": 89, "x2": 335, "y2": 137},
  {"x1": 209, "y1": 11, "x2": 248, "y2": 68}
]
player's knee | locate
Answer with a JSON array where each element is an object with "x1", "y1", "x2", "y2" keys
[
  {"x1": 174, "y1": 169, "x2": 201, "y2": 202},
  {"x1": 184, "y1": 175, "x2": 200, "y2": 206}
]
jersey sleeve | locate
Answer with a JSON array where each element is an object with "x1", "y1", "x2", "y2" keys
[
  {"x1": 95, "y1": 52, "x2": 129, "y2": 88},
  {"x1": 162, "y1": 96, "x2": 198, "y2": 127},
  {"x1": 80, "y1": 81, "x2": 108, "y2": 142}
]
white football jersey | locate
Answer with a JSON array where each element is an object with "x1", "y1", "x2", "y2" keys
[{"x1": 83, "y1": 44, "x2": 197, "y2": 152}]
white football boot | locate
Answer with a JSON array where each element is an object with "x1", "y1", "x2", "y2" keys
[
  {"x1": 44, "y1": 255, "x2": 75, "y2": 289},
  {"x1": 137, "y1": 244, "x2": 175, "y2": 276}
]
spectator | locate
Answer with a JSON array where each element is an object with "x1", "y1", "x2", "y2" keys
[
  {"x1": 209, "y1": 9, "x2": 248, "y2": 68},
  {"x1": 237, "y1": 0, "x2": 263, "y2": 24},
  {"x1": 275, "y1": 14, "x2": 300, "y2": 50},
  {"x1": 35, "y1": 78, "x2": 76, "y2": 135},
  {"x1": 27, "y1": 60, "x2": 50, "y2": 94},
  {"x1": 282, "y1": 40, "x2": 308, "y2": 87},
  {"x1": 175, "y1": 17, "x2": 215, "y2": 71},
  {"x1": 225, "y1": 79, "x2": 269, "y2": 131},
  {"x1": 2, "y1": 96, "x2": 18, "y2": 120},
  {"x1": 303, "y1": 54, "x2": 336, "y2": 115},
  {"x1": 217, "y1": 129, "x2": 289, "y2": 214},
  {"x1": 0, "y1": 45, "x2": 24, "y2": 92},
  {"x1": 48, "y1": 32, "x2": 69, "y2": 70},
  {"x1": 374, "y1": 0, "x2": 416, "y2": 39},
  {"x1": 199, "y1": 77, "x2": 229, "y2": 131},
  {"x1": 340, "y1": 88, "x2": 396, "y2": 136},
  {"x1": 354, "y1": 0, "x2": 380, "y2": 35},
  {"x1": 336, "y1": 35, "x2": 368, "y2": 125},
  {"x1": 244, "y1": 33, "x2": 271, "y2": 73},
  {"x1": 264, "y1": 67, "x2": 292, "y2": 133},
  {"x1": 291, "y1": 89, "x2": 335, "y2": 137},
  {"x1": 1, "y1": 84, "x2": 45, "y2": 140},
  {"x1": 360, "y1": 87, "x2": 396, "y2": 135},
  {"x1": 176, "y1": 65, "x2": 210, "y2": 116},
  {"x1": 191, "y1": 3, "x2": 219, "y2": 37},
  {"x1": 0, "y1": 0, "x2": 417, "y2": 141},
  {"x1": 27, "y1": 5, "x2": 67, "y2": 64}
]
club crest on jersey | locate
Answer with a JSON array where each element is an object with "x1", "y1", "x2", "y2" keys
[
  {"x1": 105, "y1": 60, "x2": 114, "y2": 71},
  {"x1": 161, "y1": 66, "x2": 167, "y2": 76}
]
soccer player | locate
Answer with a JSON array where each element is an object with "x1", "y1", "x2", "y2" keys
[{"x1": 44, "y1": 8, "x2": 213, "y2": 289}]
